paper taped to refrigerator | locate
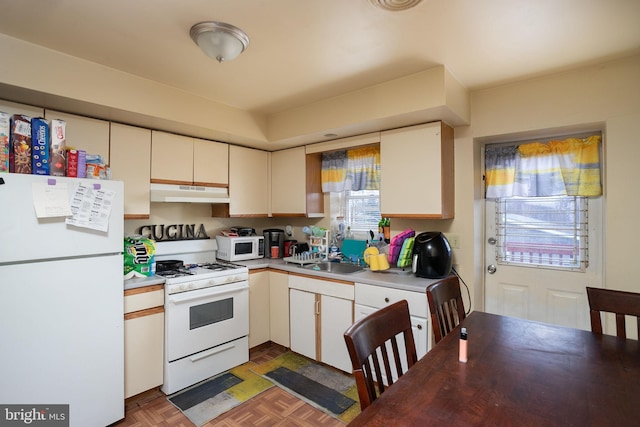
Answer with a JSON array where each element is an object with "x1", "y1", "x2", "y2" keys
[
  {"x1": 32, "y1": 182, "x2": 73, "y2": 218},
  {"x1": 65, "y1": 182, "x2": 115, "y2": 232}
]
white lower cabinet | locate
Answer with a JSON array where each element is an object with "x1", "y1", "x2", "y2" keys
[
  {"x1": 269, "y1": 270, "x2": 290, "y2": 347},
  {"x1": 289, "y1": 288, "x2": 317, "y2": 360},
  {"x1": 353, "y1": 303, "x2": 427, "y2": 385},
  {"x1": 124, "y1": 285, "x2": 164, "y2": 398},
  {"x1": 354, "y1": 283, "x2": 431, "y2": 357},
  {"x1": 289, "y1": 275, "x2": 354, "y2": 373},
  {"x1": 320, "y1": 294, "x2": 354, "y2": 372},
  {"x1": 249, "y1": 270, "x2": 270, "y2": 348}
]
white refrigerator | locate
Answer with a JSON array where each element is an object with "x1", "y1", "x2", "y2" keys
[{"x1": 0, "y1": 173, "x2": 125, "y2": 426}]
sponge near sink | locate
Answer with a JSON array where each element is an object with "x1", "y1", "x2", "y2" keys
[
  {"x1": 388, "y1": 229, "x2": 415, "y2": 265},
  {"x1": 396, "y1": 237, "x2": 415, "y2": 268}
]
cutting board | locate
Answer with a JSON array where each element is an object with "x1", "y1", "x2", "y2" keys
[{"x1": 341, "y1": 239, "x2": 368, "y2": 260}]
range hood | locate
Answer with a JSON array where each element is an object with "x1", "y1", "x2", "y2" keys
[{"x1": 150, "y1": 183, "x2": 230, "y2": 204}]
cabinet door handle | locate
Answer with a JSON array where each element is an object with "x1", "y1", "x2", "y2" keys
[
  {"x1": 384, "y1": 297, "x2": 390, "y2": 303},
  {"x1": 315, "y1": 300, "x2": 320, "y2": 315},
  {"x1": 416, "y1": 324, "x2": 423, "y2": 330}
]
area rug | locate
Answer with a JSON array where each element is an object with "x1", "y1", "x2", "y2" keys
[
  {"x1": 167, "y1": 352, "x2": 361, "y2": 426},
  {"x1": 167, "y1": 361, "x2": 274, "y2": 426},
  {"x1": 250, "y1": 351, "x2": 361, "y2": 423}
]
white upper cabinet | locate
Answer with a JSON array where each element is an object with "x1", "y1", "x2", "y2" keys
[
  {"x1": 193, "y1": 138, "x2": 228, "y2": 186},
  {"x1": 227, "y1": 145, "x2": 269, "y2": 217},
  {"x1": 380, "y1": 121, "x2": 454, "y2": 219},
  {"x1": 0, "y1": 100, "x2": 43, "y2": 118},
  {"x1": 110, "y1": 123, "x2": 152, "y2": 219},
  {"x1": 151, "y1": 131, "x2": 193, "y2": 184},
  {"x1": 44, "y1": 110, "x2": 110, "y2": 164},
  {"x1": 271, "y1": 147, "x2": 324, "y2": 217},
  {"x1": 151, "y1": 130, "x2": 228, "y2": 186}
]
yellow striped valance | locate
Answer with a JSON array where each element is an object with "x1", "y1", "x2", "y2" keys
[
  {"x1": 485, "y1": 135, "x2": 602, "y2": 198},
  {"x1": 321, "y1": 146, "x2": 380, "y2": 192}
]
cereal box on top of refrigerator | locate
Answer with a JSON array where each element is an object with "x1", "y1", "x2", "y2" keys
[
  {"x1": 10, "y1": 114, "x2": 32, "y2": 174},
  {"x1": 50, "y1": 119, "x2": 66, "y2": 176},
  {"x1": 31, "y1": 118, "x2": 50, "y2": 175},
  {"x1": 66, "y1": 149, "x2": 87, "y2": 178},
  {"x1": 0, "y1": 112, "x2": 9, "y2": 172}
]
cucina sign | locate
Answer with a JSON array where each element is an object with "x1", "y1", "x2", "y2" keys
[{"x1": 137, "y1": 224, "x2": 210, "y2": 241}]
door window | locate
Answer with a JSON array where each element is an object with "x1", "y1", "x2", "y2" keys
[{"x1": 495, "y1": 196, "x2": 588, "y2": 271}]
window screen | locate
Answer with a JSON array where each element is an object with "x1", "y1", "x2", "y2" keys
[
  {"x1": 331, "y1": 190, "x2": 381, "y2": 236},
  {"x1": 495, "y1": 196, "x2": 588, "y2": 271}
]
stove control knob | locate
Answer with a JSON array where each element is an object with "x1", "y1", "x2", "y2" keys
[{"x1": 187, "y1": 283, "x2": 195, "y2": 290}]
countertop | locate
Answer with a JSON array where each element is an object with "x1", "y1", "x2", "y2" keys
[
  {"x1": 124, "y1": 258, "x2": 445, "y2": 293},
  {"x1": 241, "y1": 258, "x2": 444, "y2": 293},
  {"x1": 123, "y1": 275, "x2": 166, "y2": 291}
]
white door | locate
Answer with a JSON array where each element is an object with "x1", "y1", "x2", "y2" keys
[{"x1": 484, "y1": 198, "x2": 602, "y2": 330}]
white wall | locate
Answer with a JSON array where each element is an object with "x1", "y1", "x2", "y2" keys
[{"x1": 466, "y1": 55, "x2": 640, "y2": 330}]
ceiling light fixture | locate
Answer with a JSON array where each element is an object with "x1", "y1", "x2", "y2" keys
[
  {"x1": 190, "y1": 21, "x2": 250, "y2": 63},
  {"x1": 369, "y1": 0, "x2": 423, "y2": 12}
]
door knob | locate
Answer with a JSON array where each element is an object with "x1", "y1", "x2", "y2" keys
[{"x1": 487, "y1": 264, "x2": 497, "y2": 274}]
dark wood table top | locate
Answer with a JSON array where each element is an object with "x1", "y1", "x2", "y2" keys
[{"x1": 348, "y1": 311, "x2": 640, "y2": 427}]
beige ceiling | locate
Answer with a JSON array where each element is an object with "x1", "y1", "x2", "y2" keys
[{"x1": 0, "y1": 0, "x2": 639, "y2": 132}]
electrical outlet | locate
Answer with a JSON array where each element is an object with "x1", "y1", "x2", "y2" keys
[{"x1": 448, "y1": 234, "x2": 460, "y2": 249}]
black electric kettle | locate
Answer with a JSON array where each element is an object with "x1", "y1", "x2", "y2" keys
[{"x1": 412, "y1": 232, "x2": 452, "y2": 278}]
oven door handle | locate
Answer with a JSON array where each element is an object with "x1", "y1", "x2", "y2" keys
[{"x1": 168, "y1": 285, "x2": 248, "y2": 305}]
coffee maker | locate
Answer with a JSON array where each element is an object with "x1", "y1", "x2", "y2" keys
[{"x1": 263, "y1": 228, "x2": 285, "y2": 258}]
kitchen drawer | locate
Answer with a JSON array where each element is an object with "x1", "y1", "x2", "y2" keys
[
  {"x1": 163, "y1": 336, "x2": 248, "y2": 395},
  {"x1": 355, "y1": 282, "x2": 428, "y2": 318},
  {"x1": 289, "y1": 274, "x2": 354, "y2": 300},
  {"x1": 124, "y1": 285, "x2": 164, "y2": 314}
]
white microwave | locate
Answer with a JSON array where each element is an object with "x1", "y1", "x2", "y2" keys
[{"x1": 216, "y1": 235, "x2": 264, "y2": 261}]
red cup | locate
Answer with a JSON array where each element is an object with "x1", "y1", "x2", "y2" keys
[{"x1": 271, "y1": 246, "x2": 279, "y2": 258}]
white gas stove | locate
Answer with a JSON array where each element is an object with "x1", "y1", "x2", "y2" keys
[
  {"x1": 156, "y1": 261, "x2": 249, "y2": 294},
  {"x1": 155, "y1": 239, "x2": 250, "y2": 395}
]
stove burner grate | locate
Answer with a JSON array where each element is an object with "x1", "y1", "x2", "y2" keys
[{"x1": 156, "y1": 269, "x2": 195, "y2": 278}]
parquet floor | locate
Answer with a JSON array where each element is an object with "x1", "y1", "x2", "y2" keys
[{"x1": 113, "y1": 343, "x2": 347, "y2": 427}]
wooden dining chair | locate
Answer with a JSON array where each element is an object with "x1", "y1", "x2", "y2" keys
[
  {"x1": 586, "y1": 286, "x2": 640, "y2": 339},
  {"x1": 426, "y1": 275, "x2": 466, "y2": 344},
  {"x1": 343, "y1": 300, "x2": 417, "y2": 411}
]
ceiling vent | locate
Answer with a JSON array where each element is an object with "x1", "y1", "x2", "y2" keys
[{"x1": 369, "y1": 0, "x2": 424, "y2": 12}]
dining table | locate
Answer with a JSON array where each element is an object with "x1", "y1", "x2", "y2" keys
[{"x1": 348, "y1": 311, "x2": 640, "y2": 426}]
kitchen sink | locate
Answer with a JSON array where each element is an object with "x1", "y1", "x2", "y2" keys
[{"x1": 303, "y1": 262, "x2": 364, "y2": 274}]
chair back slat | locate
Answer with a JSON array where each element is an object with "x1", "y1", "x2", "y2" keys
[
  {"x1": 344, "y1": 300, "x2": 418, "y2": 410},
  {"x1": 427, "y1": 276, "x2": 466, "y2": 344},
  {"x1": 586, "y1": 286, "x2": 640, "y2": 339},
  {"x1": 391, "y1": 337, "x2": 403, "y2": 379}
]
